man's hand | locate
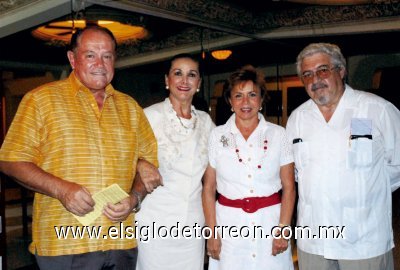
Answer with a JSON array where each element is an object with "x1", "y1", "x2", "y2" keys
[
  {"x1": 103, "y1": 195, "x2": 136, "y2": 222},
  {"x1": 136, "y1": 159, "x2": 163, "y2": 193},
  {"x1": 57, "y1": 181, "x2": 95, "y2": 216},
  {"x1": 0, "y1": 161, "x2": 96, "y2": 216}
]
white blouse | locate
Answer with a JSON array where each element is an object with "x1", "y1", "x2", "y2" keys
[{"x1": 209, "y1": 113, "x2": 293, "y2": 199}]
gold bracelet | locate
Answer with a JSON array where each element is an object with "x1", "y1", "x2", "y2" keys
[{"x1": 278, "y1": 223, "x2": 291, "y2": 241}]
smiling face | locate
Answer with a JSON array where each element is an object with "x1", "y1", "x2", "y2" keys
[
  {"x1": 165, "y1": 57, "x2": 201, "y2": 105},
  {"x1": 229, "y1": 80, "x2": 262, "y2": 123},
  {"x1": 67, "y1": 28, "x2": 115, "y2": 93},
  {"x1": 300, "y1": 52, "x2": 345, "y2": 108}
]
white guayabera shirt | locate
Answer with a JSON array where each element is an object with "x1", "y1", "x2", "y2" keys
[{"x1": 286, "y1": 85, "x2": 400, "y2": 260}]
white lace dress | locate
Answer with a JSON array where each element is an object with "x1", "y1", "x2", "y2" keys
[{"x1": 136, "y1": 98, "x2": 215, "y2": 270}]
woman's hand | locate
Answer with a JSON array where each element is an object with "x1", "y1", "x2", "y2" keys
[
  {"x1": 207, "y1": 234, "x2": 222, "y2": 260},
  {"x1": 272, "y1": 237, "x2": 289, "y2": 256}
]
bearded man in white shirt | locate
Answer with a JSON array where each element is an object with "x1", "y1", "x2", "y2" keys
[{"x1": 286, "y1": 42, "x2": 400, "y2": 270}]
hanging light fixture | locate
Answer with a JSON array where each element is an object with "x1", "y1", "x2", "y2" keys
[
  {"x1": 32, "y1": 20, "x2": 148, "y2": 45},
  {"x1": 31, "y1": 6, "x2": 150, "y2": 46},
  {"x1": 211, "y1": 50, "x2": 232, "y2": 60}
]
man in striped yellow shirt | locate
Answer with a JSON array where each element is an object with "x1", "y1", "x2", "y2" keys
[{"x1": 0, "y1": 26, "x2": 160, "y2": 269}]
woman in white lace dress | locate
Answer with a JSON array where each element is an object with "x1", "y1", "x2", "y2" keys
[
  {"x1": 202, "y1": 65, "x2": 296, "y2": 270},
  {"x1": 136, "y1": 54, "x2": 215, "y2": 270}
]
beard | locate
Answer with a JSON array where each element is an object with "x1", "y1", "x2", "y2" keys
[
  {"x1": 315, "y1": 95, "x2": 330, "y2": 105},
  {"x1": 310, "y1": 82, "x2": 330, "y2": 105}
]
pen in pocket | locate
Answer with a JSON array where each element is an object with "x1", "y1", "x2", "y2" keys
[
  {"x1": 293, "y1": 138, "x2": 303, "y2": 144},
  {"x1": 350, "y1": 134, "x2": 372, "y2": 140}
]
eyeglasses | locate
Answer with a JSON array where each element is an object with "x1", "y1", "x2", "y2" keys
[{"x1": 301, "y1": 65, "x2": 340, "y2": 84}]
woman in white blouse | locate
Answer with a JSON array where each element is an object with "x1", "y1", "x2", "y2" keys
[
  {"x1": 202, "y1": 65, "x2": 296, "y2": 270},
  {"x1": 136, "y1": 54, "x2": 215, "y2": 270}
]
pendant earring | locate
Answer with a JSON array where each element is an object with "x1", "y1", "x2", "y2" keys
[
  {"x1": 196, "y1": 88, "x2": 200, "y2": 93},
  {"x1": 165, "y1": 85, "x2": 169, "y2": 90}
]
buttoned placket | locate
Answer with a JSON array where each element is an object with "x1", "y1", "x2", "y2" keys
[{"x1": 79, "y1": 89, "x2": 112, "y2": 233}]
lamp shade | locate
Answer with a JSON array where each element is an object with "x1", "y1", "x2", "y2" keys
[
  {"x1": 31, "y1": 6, "x2": 149, "y2": 46},
  {"x1": 32, "y1": 20, "x2": 148, "y2": 45},
  {"x1": 211, "y1": 50, "x2": 232, "y2": 60}
]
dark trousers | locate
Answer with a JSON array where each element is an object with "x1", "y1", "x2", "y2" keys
[{"x1": 35, "y1": 248, "x2": 137, "y2": 270}]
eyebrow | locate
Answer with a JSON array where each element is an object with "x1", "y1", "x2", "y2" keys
[
  {"x1": 302, "y1": 64, "x2": 330, "y2": 73},
  {"x1": 171, "y1": 68, "x2": 199, "y2": 73}
]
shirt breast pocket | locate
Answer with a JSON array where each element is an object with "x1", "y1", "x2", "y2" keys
[
  {"x1": 293, "y1": 141, "x2": 310, "y2": 170},
  {"x1": 347, "y1": 138, "x2": 372, "y2": 169}
]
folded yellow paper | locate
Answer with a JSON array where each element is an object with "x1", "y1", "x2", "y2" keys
[{"x1": 73, "y1": 183, "x2": 129, "y2": 226}]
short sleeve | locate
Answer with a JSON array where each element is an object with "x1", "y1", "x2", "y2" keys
[
  {"x1": 0, "y1": 92, "x2": 43, "y2": 163},
  {"x1": 280, "y1": 128, "x2": 294, "y2": 166},
  {"x1": 380, "y1": 102, "x2": 400, "y2": 191},
  {"x1": 136, "y1": 104, "x2": 159, "y2": 168},
  {"x1": 208, "y1": 128, "x2": 218, "y2": 168}
]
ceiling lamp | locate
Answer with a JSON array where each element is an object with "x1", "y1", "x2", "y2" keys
[
  {"x1": 32, "y1": 20, "x2": 149, "y2": 46},
  {"x1": 211, "y1": 50, "x2": 232, "y2": 60},
  {"x1": 31, "y1": 6, "x2": 149, "y2": 46}
]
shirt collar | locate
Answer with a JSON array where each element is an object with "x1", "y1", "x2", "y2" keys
[
  {"x1": 68, "y1": 71, "x2": 115, "y2": 97},
  {"x1": 340, "y1": 84, "x2": 356, "y2": 107},
  {"x1": 227, "y1": 113, "x2": 267, "y2": 135},
  {"x1": 163, "y1": 97, "x2": 196, "y2": 115},
  {"x1": 300, "y1": 83, "x2": 354, "y2": 112}
]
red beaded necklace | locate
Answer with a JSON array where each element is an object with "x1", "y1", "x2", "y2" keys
[{"x1": 232, "y1": 133, "x2": 268, "y2": 169}]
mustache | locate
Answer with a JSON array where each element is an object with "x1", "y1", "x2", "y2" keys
[{"x1": 311, "y1": 82, "x2": 328, "y2": 92}]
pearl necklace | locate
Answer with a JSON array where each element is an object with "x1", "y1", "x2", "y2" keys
[
  {"x1": 232, "y1": 133, "x2": 268, "y2": 169},
  {"x1": 176, "y1": 110, "x2": 197, "y2": 130}
]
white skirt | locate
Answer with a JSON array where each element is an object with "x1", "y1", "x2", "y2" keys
[
  {"x1": 208, "y1": 202, "x2": 294, "y2": 270},
  {"x1": 136, "y1": 222, "x2": 205, "y2": 270}
]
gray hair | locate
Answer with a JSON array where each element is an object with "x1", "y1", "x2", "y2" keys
[{"x1": 296, "y1": 43, "x2": 346, "y2": 77}]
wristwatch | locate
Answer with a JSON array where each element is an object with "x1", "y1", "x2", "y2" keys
[{"x1": 131, "y1": 190, "x2": 142, "y2": 213}]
